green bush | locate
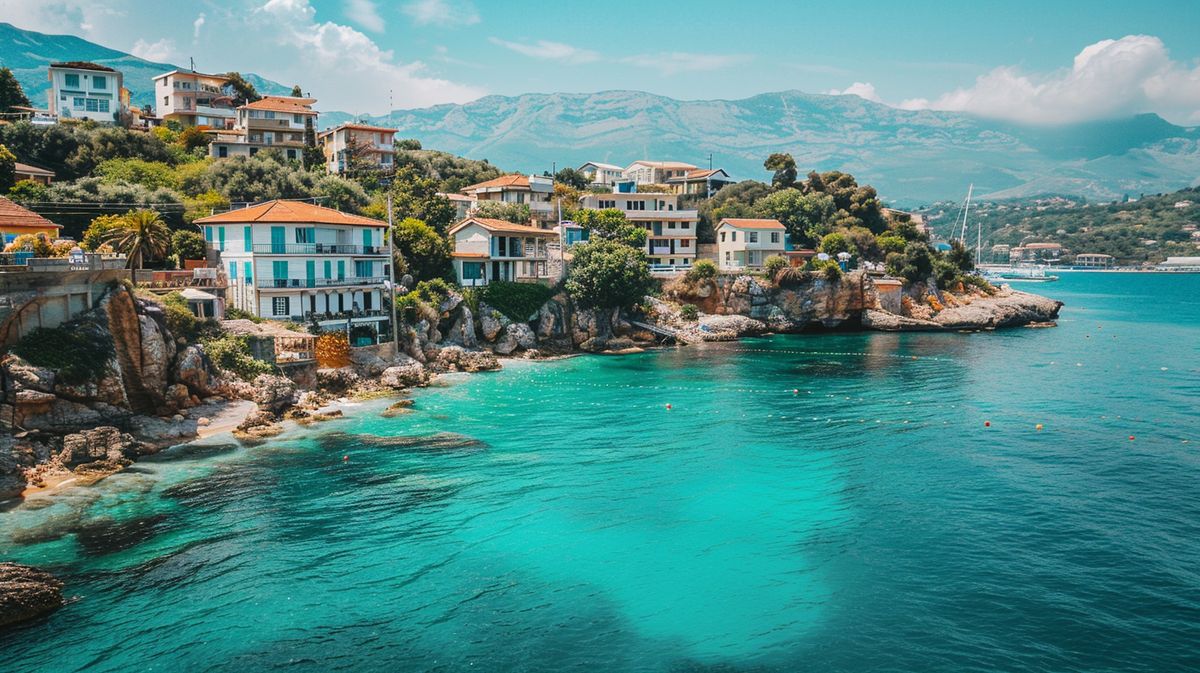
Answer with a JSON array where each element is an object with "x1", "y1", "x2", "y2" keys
[
  {"x1": 475, "y1": 281, "x2": 555, "y2": 321},
  {"x1": 10, "y1": 318, "x2": 115, "y2": 383},
  {"x1": 224, "y1": 307, "x2": 262, "y2": 323},
  {"x1": 810, "y1": 258, "x2": 843, "y2": 282},
  {"x1": 685, "y1": 259, "x2": 717, "y2": 282},
  {"x1": 680, "y1": 303, "x2": 699, "y2": 320},
  {"x1": 763, "y1": 255, "x2": 788, "y2": 279},
  {"x1": 171, "y1": 229, "x2": 207, "y2": 261},
  {"x1": 416, "y1": 278, "x2": 452, "y2": 305},
  {"x1": 202, "y1": 334, "x2": 273, "y2": 381}
]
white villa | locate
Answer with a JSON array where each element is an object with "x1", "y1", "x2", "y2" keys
[
  {"x1": 318, "y1": 123, "x2": 397, "y2": 174},
  {"x1": 578, "y1": 162, "x2": 624, "y2": 188},
  {"x1": 461, "y1": 174, "x2": 556, "y2": 225},
  {"x1": 578, "y1": 190, "x2": 699, "y2": 269},
  {"x1": 449, "y1": 217, "x2": 558, "y2": 287},
  {"x1": 666, "y1": 168, "x2": 734, "y2": 197},
  {"x1": 194, "y1": 200, "x2": 393, "y2": 341},
  {"x1": 209, "y1": 96, "x2": 319, "y2": 162},
  {"x1": 622, "y1": 161, "x2": 697, "y2": 186},
  {"x1": 46, "y1": 62, "x2": 124, "y2": 123},
  {"x1": 716, "y1": 218, "x2": 787, "y2": 270},
  {"x1": 153, "y1": 70, "x2": 236, "y2": 129}
]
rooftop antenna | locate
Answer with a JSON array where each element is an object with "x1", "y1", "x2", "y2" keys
[
  {"x1": 708, "y1": 153, "x2": 713, "y2": 171},
  {"x1": 189, "y1": 57, "x2": 195, "y2": 73}
]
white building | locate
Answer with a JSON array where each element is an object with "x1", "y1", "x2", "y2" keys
[
  {"x1": 152, "y1": 70, "x2": 237, "y2": 129},
  {"x1": 622, "y1": 161, "x2": 698, "y2": 186},
  {"x1": 715, "y1": 218, "x2": 787, "y2": 270},
  {"x1": 209, "y1": 96, "x2": 318, "y2": 162},
  {"x1": 461, "y1": 174, "x2": 556, "y2": 225},
  {"x1": 449, "y1": 217, "x2": 558, "y2": 287},
  {"x1": 666, "y1": 168, "x2": 734, "y2": 197},
  {"x1": 46, "y1": 62, "x2": 124, "y2": 123},
  {"x1": 578, "y1": 162, "x2": 624, "y2": 188},
  {"x1": 318, "y1": 123, "x2": 397, "y2": 174},
  {"x1": 194, "y1": 200, "x2": 393, "y2": 341},
  {"x1": 578, "y1": 190, "x2": 699, "y2": 269}
]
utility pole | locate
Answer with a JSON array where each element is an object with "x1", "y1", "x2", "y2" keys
[{"x1": 387, "y1": 189, "x2": 399, "y2": 350}]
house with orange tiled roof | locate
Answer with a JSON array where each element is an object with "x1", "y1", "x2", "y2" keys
[
  {"x1": 0, "y1": 197, "x2": 63, "y2": 245},
  {"x1": 208, "y1": 95, "x2": 319, "y2": 163},
  {"x1": 461, "y1": 174, "x2": 556, "y2": 225},
  {"x1": 317, "y1": 122, "x2": 397, "y2": 174},
  {"x1": 716, "y1": 218, "x2": 786, "y2": 270},
  {"x1": 194, "y1": 200, "x2": 392, "y2": 342},
  {"x1": 448, "y1": 217, "x2": 558, "y2": 286}
]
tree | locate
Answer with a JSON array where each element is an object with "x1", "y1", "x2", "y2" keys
[
  {"x1": 565, "y1": 238, "x2": 653, "y2": 310},
  {"x1": 818, "y1": 231, "x2": 855, "y2": 256},
  {"x1": 388, "y1": 167, "x2": 456, "y2": 233},
  {"x1": 223, "y1": 72, "x2": 261, "y2": 106},
  {"x1": 764, "y1": 153, "x2": 797, "y2": 190},
  {"x1": 177, "y1": 126, "x2": 210, "y2": 154},
  {"x1": 105, "y1": 209, "x2": 171, "y2": 269},
  {"x1": 302, "y1": 115, "x2": 323, "y2": 169},
  {"x1": 890, "y1": 241, "x2": 935, "y2": 284},
  {"x1": 290, "y1": 85, "x2": 304, "y2": 97},
  {"x1": 554, "y1": 167, "x2": 589, "y2": 190},
  {"x1": 756, "y1": 188, "x2": 835, "y2": 246},
  {"x1": 8, "y1": 179, "x2": 48, "y2": 202},
  {"x1": 0, "y1": 67, "x2": 30, "y2": 112},
  {"x1": 946, "y1": 238, "x2": 974, "y2": 272},
  {"x1": 0, "y1": 144, "x2": 15, "y2": 192},
  {"x1": 396, "y1": 138, "x2": 422, "y2": 151},
  {"x1": 171, "y1": 229, "x2": 207, "y2": 261},
  {"x1": 81, "y1": 214, "x2": 127, "y2": 251},
  {"x1": 574, "y1": 208, "x2": 647, "y2": 248},
  {"x1": 391, "y1": 217, "x2": 451, "y2": 282},
  {"x1": 475, "y1": 201, "x2": 531, "y2": 224}
]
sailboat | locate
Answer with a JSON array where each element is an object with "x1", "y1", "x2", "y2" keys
[{"x1": 954, "y1": 184, "x2": 1059, "y2": 283}]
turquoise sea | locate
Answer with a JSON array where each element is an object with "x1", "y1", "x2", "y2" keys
[{"x1": 2, "y1": 272, "x2": 1199, "y2": 672}]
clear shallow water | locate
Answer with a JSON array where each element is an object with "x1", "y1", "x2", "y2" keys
[{"x1": 2, "y1": 272, "x2": 1199, "y2": 673}]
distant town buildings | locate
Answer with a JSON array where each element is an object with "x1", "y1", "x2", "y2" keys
[
  {"x1": 622, "y1": 160, "x2": 697, "y2": 186},
  {"x1": 0, "y1": 196, "x2": 63, "y2": 245},
  {"x1": 13, "y1": 163, "x2": 54, "y2": 185},
  {"x1": 578, "y1": 162, "x2": 624, "y2": 188},
  {"x1": 318, "y1": 123, "x2": 397, "y2": 174},
  {"x1": 46, "y1": 62, "x2": 125, "y2": 123},
  {"x1": 1010, "y1": 242, "x2": 1063, "y2": 263},
  {"x1": 1074, "y1": 253, "x2": 1114, "y2": 268},
  {"x1": 461, "y1": 174, "x2": 556, "y2": 226},
  {"x1": 153, "y1": 70, "x2": 237, "y2": 129}
]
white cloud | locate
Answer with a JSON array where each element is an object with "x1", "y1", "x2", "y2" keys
[
  {"x1": 826, "y1": 82, "x2": 882, "y2": 103},
  {"x1": 255, "y1": 0, "x2": 483, "y2": 112},
  {"x1": 902, "y1": 35, "x2": 1200, "y2": 125},
  {"x1": 130, "y1": 37, "x2": 175, "y2": 62},
  {"x1": 620, "y1": 52, "x2": 751, "y2": 76},
  {"x1": 345, "y1": 0, "x2": 384, "y2": 32},
  {"x1": 489, "y1": 38, "x2": 600, "y2": 64},
  {"x1": 402, "y1": 0, "x2": 480, "y2": 27},
  {"x1": 192, "y1": 13, "x2": 206, "y2": 40}
]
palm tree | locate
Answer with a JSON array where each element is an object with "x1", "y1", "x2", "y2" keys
[{"x1": 106, "y1": 209, "x2": 171, "y2": 269}]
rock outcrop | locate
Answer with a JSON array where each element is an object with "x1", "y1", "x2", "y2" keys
[{"x1": 0, "y1": 563, "x2": 64, "y2": 627}]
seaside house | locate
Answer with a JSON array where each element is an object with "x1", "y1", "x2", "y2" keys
[
  {"x1": 622, "y1": 161, "x2": 697, "y2": 186},
  {"x1": 46, "y1": 62, "x2": 124, "y2": 123},
  {"x1": 577, "y1": 190, "x2": 699, "y2": 270},
  {"x1": 715, "y1": 218, "x2": 786, "y2": 270},
  {"x1": 449, "y1": 217, "x2": 558, "y2": 287},
  {"x1": 208, "y1": 96, "x2": 318, "y2": 162},
  {"x1": 13, "y1": 163, "x2": 54, "y2": 186},
  {"x1": 461, "y1": 174, "x2": 556, "y2": 227},
  {"x1": 1010, "y1": 242, "x2": 1063, "y2": 264},
  {"x1": 0, "y1": 197, "x2": 63, "y2": 245},
  {"x1": 152, "y1": 70, "x2": 237, "y2": 129},
  {"x1": 1074, "y1": 253, "x2": 1114, "y2": 268},
  {"x1": 318, "y1": 123, "x2": 397, "y2": 174},
  {"x1": 578, "y1": 162, "x2": 624, "y2": 188},
  {"x1": 666, "y1": 168, "x2": 734, "y2": 197},
  {"x1": 193, "y1": 200, "x2": 393, "y2": 342}
]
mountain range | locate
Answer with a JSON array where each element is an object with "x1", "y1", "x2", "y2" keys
[{"x1": 3, "y1": 23, "x2": 1198, "y2": 205}]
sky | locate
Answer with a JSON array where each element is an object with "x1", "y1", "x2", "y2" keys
[{"x1": 2, "y1": 0, "x2": 1199, "y2": 124}]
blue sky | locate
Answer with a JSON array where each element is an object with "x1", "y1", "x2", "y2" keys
[{"x1": 3, "y1": 0, "x2": 1199, "y2": 123}]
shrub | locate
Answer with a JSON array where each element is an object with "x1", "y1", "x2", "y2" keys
[
  {"x1": 202, "y1": 334, "x2": 273, "y2": 381},
  {"x1": 876, "y1": 233, "x2": 907, "y2": 255},
  {"x1": 810, "y1": 258, "x2": 843, "y2": 282},
  {"x1": 224, "y1": 307, "x2": 261, "y2": 323},
  {"x1": 416, "y1": 278, "x2": 453, "y2": 305},
  {"x1": 395, "y1": 290, "x2": 423, "y2": 323},
  {"x1": 961, "y1": 273, "x2": 997, "y2": 295},
  {"x1": 763, "y1": 255, "x2": 788, "y2": 279},
  {"x1": 685, "y1": 259, "x2": 717, "y2": 282},
  {"x1": 774, "y1": 266, "x2": 812, "y2": 287},
  {"x1": 10, "y1": 317, "x2": 115, "y2": 383},
  {"x1": 565, "y1": 238, "x2": 654, "y2": 310},
  {"x1": 171, "y1": 229, "x2": 207, "y2": 261},
  {"x1": 680, "y1": 303, "x2": 699, "y2": 320},
  {"x1": 149, "y1": 291, "x2": 215, "y2": 342},
  {"x1": 474, "y1": 281, "x2": 555, "y2": 321}
]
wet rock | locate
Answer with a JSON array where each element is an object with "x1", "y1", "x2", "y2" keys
[
  {"x1": 432, "y1": 346, "x2": 500, "y2": 373},
  {"x1": 164, "y1": 383, "x2": 191, "y2": 410},
  {"x1": 379, "y1": 356, "x2": 430, "y2": 389},
  {"x1": 316, "y1": 368, "x2": 360, "y2": 393},
  {"x1": 479, "y1": 306, "x2": 507, "y2": 342},
  {"x1": 0, "y1": 563, "x2": 64, "y2": 627},
  {"x1": 175, "y1": 345, "x2": 216, "y2": 397},
  {"x1": 61, "y1": 427, "x2": 141, "y2": 466},
  {"x1": 381, "y1": 399, "x2": 414, "y2": 418},
  {"x1": 71, "y1": 458, "x2": 132, "y2": 486},
  {"x1": 251, "y1": 374, "x2": 297, "y2": 414},
  {"x1": 1, "y1": 358, "x2": 55, "y2": 394}
]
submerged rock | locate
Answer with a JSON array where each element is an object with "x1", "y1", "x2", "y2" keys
[
  {"x1": 318, "y1": 431, "x2": 486, "y2": 454},
  {"x1": 75, "y1": 513, "x2": 170, "y2": 556},
  {"x1": 0, "y1": 563, "x2": 64, "y2": 627}
]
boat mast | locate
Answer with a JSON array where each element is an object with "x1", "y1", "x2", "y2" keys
[{"x1": 958, "y1": 183, "x2": 974, "y2": 243}]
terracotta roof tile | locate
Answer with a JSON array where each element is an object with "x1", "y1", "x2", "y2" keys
[
  {"x1": 461, "y1": 174, "x2": 530, "y2": 192},
  {"x1": 0, "y1": 197, "x2": 61, "y2": 230},
  {"x1": 718, "y1": 218, "x2": 786, "y2": 230},
  {"x1": 194, "y1": 200, "x2": 387, "y2": 228},
  {"x1": 449, "y1": 217, "x2": 557, "y2": 236},
  {"x1": 241, "y1": 96, "x2": 318, "y2": 114}
]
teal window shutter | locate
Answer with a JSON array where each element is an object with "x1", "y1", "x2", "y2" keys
[
  {"x1": 305, "y1": 260, "x2": 315, "y2": 288},
  {"x1": 270, "y1": 226, "x2": 285, "y2": 253},
  {"x1": 217, "y1": 226, "x2": 226, "y2": 250},
  {"x1": 243, "y1": 262, "x2": 252, "y2": 282},
  {"x1": 243, "y1": 226, "x2": 252, "y2": 252},
  {"x1": 229, "y1": 262, "x2": 237, "y2": 280},
  {"x1": 337, "y1": 261, "x2": 345, "y2": 281},
  {"x1": 204, "y1": 226, "x2": 213, "y2": 242},
  {"x1": 363, "y1": 229, "x2": 371, "y2": 249},
  {"x1": 323, "y1": 260, "x2": 331, "y2": 278}
]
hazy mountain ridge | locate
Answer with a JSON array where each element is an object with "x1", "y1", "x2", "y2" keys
[{"x1": 2, "y1": 23, "x2": 1197, "y2": 204}]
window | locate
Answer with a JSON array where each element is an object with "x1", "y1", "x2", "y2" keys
[
  {"x1": 337, "y1": 260, "x2": 345, "y2": 280},
  {"x1": 749, "y1": 232, "x2": 758, "y2": 243},
  {"x1": 73, "y1": 97, "x2": 85, "y2": 109},
  {"x1": 163, "y1": 96, "x2": 169, "y2": 106},
  {"x1": 272, "y1": 297, "x2": 290, "y2": 316},
  {"x1": 355, "y1": 260, "x2": 372, "y2": 277},
  {"x1": 218, "y1": 146, "x2": 228, "y2": 158},
  {"x1": 725, "y1": 251, "x2": 731, "y2": 262},
  {"x1": 681, "y1": 222, "x2": 690, "y2": 230},
  {"x1": 286, "y1": 149, "x2": 296, "y2": 160},
  {"x1": 249, "y1": 147, "x2": 258, "y2": 156},
  {"x1": 229, "y1": 262, "x2": 237, "y2": 280},
  {"x1": 667, "y1": 222, "x2": 676, "y2": 230},
  {"x1": 598, "y1": 200, "x2": 616, "y2": 209},
  {"x1": 243, "y1": 262, "x2": 252, "y2": 282},
  {"x1": 264, "y1": 111, "x2": 276, "y2": 119},
  {"x1": 92, "y1": 76, "x2": 106, "y2": 90},
  {"x1": 64, "y1": 73, "x2": 80, "y2": 88},
  {"x1": 770, "y1": 232, "x2": 780, "y2": 243},
  {"x1": 681, "y1": 240, "x2": 691, "y2": 248},
  {"x1": 295, "y1": 227, "x2": 315, "y2": 244},
  {"x1": 324, "y1": 260, "x2": 331, "y2": 279},
  {"x1": 99, "y1": 99, "x2": 109, "y2": 113},
  {"x1": 244, "y1": 226, "x2": 252, "y2": 252},
  {"x1": 204, "y1": 226, "x2": 213, "y2": 242},
  {"x1": 720, "y1": 231, "x2": 726, "y2": 242},
  {"x1": 85, "y1": 99, "x2": 99, "y2": 112},
  {"x1": 294, "y1": 114, "x2": 303, "y2": 124},
  {"x1": 628, "y1": 200, "x2": 646, "y2": 211}
]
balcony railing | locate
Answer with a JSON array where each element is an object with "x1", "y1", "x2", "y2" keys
[
  {"x1": 256, "y1": 276, "x2": 389, "y2": 289},
  {"x1": 238, "y1": 243, "x2": 388, "y2": 255}
]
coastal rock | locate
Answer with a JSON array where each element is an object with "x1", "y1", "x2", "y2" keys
[
  {"x1": 432, "y1": 346, "x2": 501, "y2": 373},
  {"x1": 442, "y1": 302, "x2": 477, "y2": 348},
  {"x1": 348, "y1": 347, "x2": 390, "y2": 377},
  {"x1": 251, "y1": 375, "x2": 297, "y2": 414},
  {"x1": 535, "y1": 299, "x2": 566, "y2": 339},
  {"x1": 380, "y1": 357, "x2": 431, "y2": 389},
  {"x1": 0, "y1": 563, "x2": 64, "y2": 628},
  {"x1": 316, "y1": 368, "x2": 360, "y2": 393},
  {"x1": 2, "y1": 358, "x2": 56, "y2": 394},
  {"x1": 381, "y1": 399, "x2": 414, "y2": 417},
  {"x1": 931, "y1": 289, "x2": 1063, "y2": 329},
  {"x1": 175, "y1": 345, "x2": 216, "y2": 397},
  {"x1": 61, "y1": 426, "x2": 140, "y2": 466},
  {"x1": 0, "y1": 435, "x2": 35, "y2": 499},
  {"x1": 861, "y1": 309, "x2": 941, "y2": 331},
  {"x1": 164, "y1": 383, "x2": 192, "y2": 410},
  {"x1": 479, "y1": 306, "x2": 508, "y2": 341}
]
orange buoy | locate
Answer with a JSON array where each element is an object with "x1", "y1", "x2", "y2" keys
[
  {"x1": 1129, "y1": 435, "x2": 1135, "y2": 441},
  {"x1": 342, "y1": 455, "x2": 349, "y2": 462},
  {"x1": 666, "y1": 403, "x2": 672, "y2": 410},
  {"x1": 1035, "y1": 423, "x2": 1044, "y2": 431},
  {"x1": 984, "y1": 421, "x2": 991, "y2": 427}
]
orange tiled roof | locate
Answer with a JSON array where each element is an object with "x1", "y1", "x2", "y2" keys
[
  {"x1": 0, "y1": 197, "x2": 61, "y2": 230},
  {"x1": 449, "y1": 217, "x2": 557, "y2": 236},
  {"x1": 719, "y1": 218, "x2": 785, "y2": 230},
  {"x1": 194, "y1": 200, "x2": 387, "y2": 228},
  {"x1": 241, "y1": 96, "x2": 318, "y2": 114},
  {"x1": 462, "y1": 174, "x2": 530, "y2": 192}
]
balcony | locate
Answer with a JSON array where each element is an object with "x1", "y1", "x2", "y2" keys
[
  {"x1": 256, "y1": 276, "x2": 389, "y2": 289},
  {"x1": 241, "y1": 243, "x2": 388, "y2": 255},
  {"x1": 623, "y1": 208, "x2": 699, "y2": 219}
]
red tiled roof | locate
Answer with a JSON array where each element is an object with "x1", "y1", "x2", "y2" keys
[
  {"x1": 449, "y1": 217, "x2": 557, "y2": 236},
  {"x1": 194, "y1": 200, "x2": 387, "y2": 228},
  {"x1": 0, "y1": 197, "x2": 61, "y2": 230},
  {"x1": 718, "y1": 218, "x2": 785, "y2": 230},
  {"x1": 462, "y1": 174, "x2": 530, "y2": 192},
  {"x1": 241, "y1": 96, "x2": 317, "y2": 114}
]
